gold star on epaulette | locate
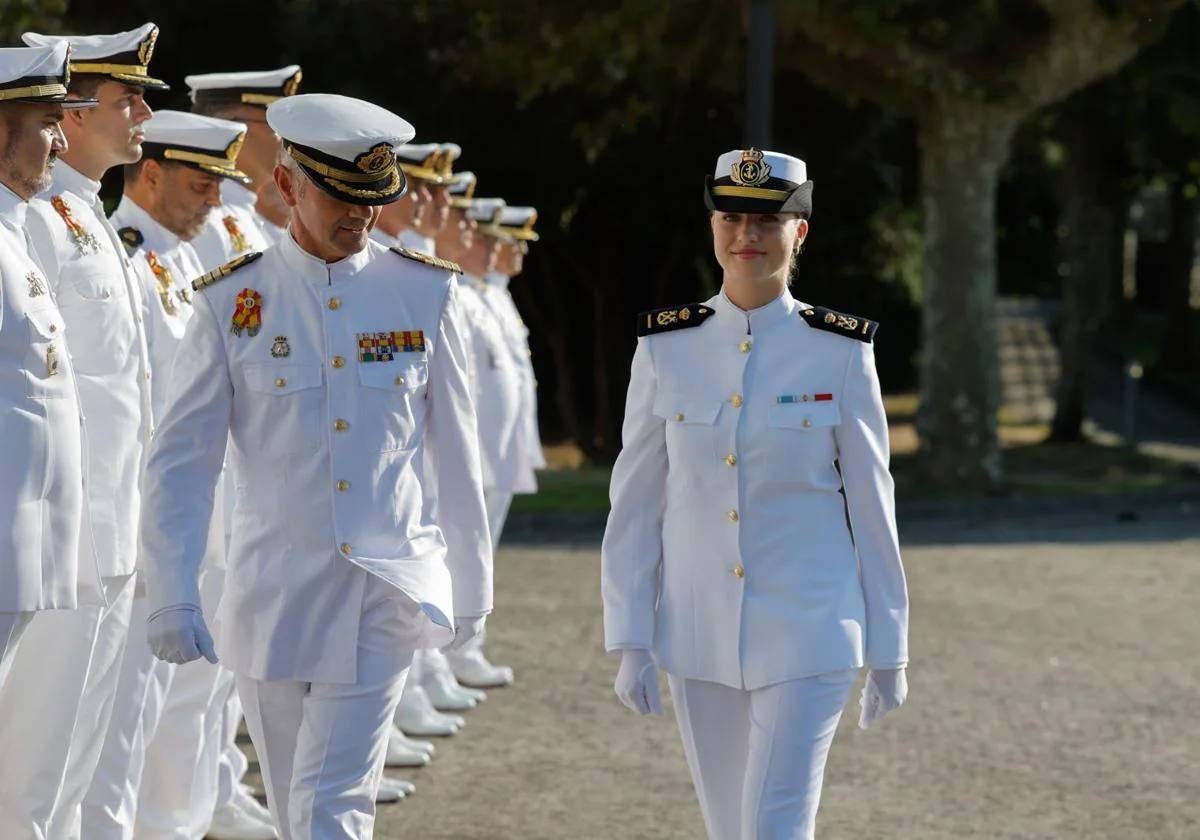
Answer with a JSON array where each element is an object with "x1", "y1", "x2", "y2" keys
[
  {"x1": 800, "y1": 305, "x2": 878, "y2": 342},
  {"x1": 192, "y1": 251, "x2": 263, "y2": 292},
  {"x1": 389, "y1": 246, "x2": 463, "y2": 275},
  {"x1": 636, "y1": 302, "x2": 715, "y2": 337}
]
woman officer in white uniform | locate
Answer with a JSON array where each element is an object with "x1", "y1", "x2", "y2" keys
[{"x1": 601, "y1": 148, "x2": 910, "y2": 840}]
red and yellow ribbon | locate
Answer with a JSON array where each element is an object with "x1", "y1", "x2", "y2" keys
[
  {"x1": 50, "y1": 195, "x2": 101, "y2": 254},
  {"x1": 231, "y1": 287, "x2": 263, "y2": 337},
  {"x1": 146, "y1": 250, "x2": 177, "y2": 316}
]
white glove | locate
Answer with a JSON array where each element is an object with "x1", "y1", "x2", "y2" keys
[
  {"x1": 614, "y1": 648, "x2": 662, "y2": 716},
  {"x1": 450, "y1": 615, "x2": 487, "y2": 650},
  {"x1": 858, "y1": 667, "x2": 907, "y2": 729},
  {"x1": 147, "y1": 605, "x2": 218, "y2": 666}
]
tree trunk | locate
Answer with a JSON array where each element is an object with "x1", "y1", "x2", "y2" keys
[
  {"x1": 915, "y1": 98, "x2": 1017, "y2": 490},
  {"x1": 1161, "y1": 181, "x2": 1199, "y2": 369},
  {"x1": 1050, "y1": 102, "x2": 1126, "y2": 442}
]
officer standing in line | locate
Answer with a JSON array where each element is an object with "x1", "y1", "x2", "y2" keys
[
  {"x1": 0, "y1": 25, "x2": 164, "y2": 839},
  {"x1": 370, "y1": 142, "x2": 438, "y2": 250},
  {"x1": 187, "y1": 65, "x2": 301, "y2": 264},
  {"x1": 445, "y1": 203, "x2": 544, "y2": 688},
  {"x1": 84, "y1": 110, "x2": 252, "y2": 840},
  {"x1": 603, "y1": 149, "x2": 909, "y2": 840},
  {"x1": 140, "y1": 94, "x2": 493, "y2": 839},
  {"x1": 0, "y1": 43, "x2": 97, "y2": 694}
]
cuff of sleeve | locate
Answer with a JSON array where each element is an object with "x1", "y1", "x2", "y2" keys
[{"x1": 146, "y1": 603, "x2": 202, "y2": 624}]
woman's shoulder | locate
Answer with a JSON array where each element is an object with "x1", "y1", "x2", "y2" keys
[
  {"x1": 635, "y1": 301, "x2": 715, "y2": 338},
  {"x1": 797, "y1": 304, "x2": 879, "y2": 344}
]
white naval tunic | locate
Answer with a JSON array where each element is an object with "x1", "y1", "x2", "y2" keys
[
  {"x1": 141, "y1": 233, "x2": 493, "y2": 684},
  {"x1": 602, "y1": 289, "x2": 909, "y2": 691},
  {"x1": 0, "y1": 183, "x2": 92, "y2": 615},
  {"x1": 26, "y1": 162, "x2": 153, "y2": 579},
  {"x1": 458, "y1": 274, "x2": 523, "y2": 493},
  {"x1": 190, "y1": 179, "x2": 273, "y2": 271},
  {"x1": 482, "y1": 271, "x2": 544, "y2": 491},
  {"x1": 109, "y1": 197, "x2": 206, "y2": 421}
]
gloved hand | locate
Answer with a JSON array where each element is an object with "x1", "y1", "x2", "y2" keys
[
  {"x1": 147, "y1": 605, "x2": 218, "y2": 666},
  {"x1": 858, "y1": 667, "x2": 907, "y2": 729},
  {"x1": 450, "y1": 615, "x2": 487, "y2": 650},
  {"x1": 614, "y1": 648, "x2": 662, "y2": 716}
]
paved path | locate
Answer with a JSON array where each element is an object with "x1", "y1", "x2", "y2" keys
[{"x1": 243, "y1": 504, "x2": 1200, "y2": 839}]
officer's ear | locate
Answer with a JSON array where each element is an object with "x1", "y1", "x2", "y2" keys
[
  {"x1": 274, "y1": 162, "x2": 301, "y2": 209},
  {"x1": 794, "y1": 217, "x2": 810, "y2": 252}
]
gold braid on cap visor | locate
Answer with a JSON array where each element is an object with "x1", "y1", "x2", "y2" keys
[
  {"x1": 322, "y1": 167, "x2": 401, "y2": 199},
  {"x1": 69, "y1": 62, "x2": 148, "y2": 76},
  {"x1": 710, "y1": 185, "x2": 793, "y2": 201},
  {"x1": 0, "y1": 83, "x2": 66, "y2": 101}
]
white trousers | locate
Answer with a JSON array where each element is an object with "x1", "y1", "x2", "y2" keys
[
  {"x1": 668, "y1": 670, "x2": 856, "y2": 840},
  {"x1": 240, "y1": 577, "x2": 419, "y2": 840},
  {"x1": 81, "y1": 593, "x2": 175, "y2": 840},
  {"x1": 0, "y1": 572, "x2": 136, "y2": 840},
  {"x1": 214, "y1": 673, "x2": 249, "y2": 811},
  {"x1": 0, "y1": 610, "x2": 34, "y2": 691},
  {"x1": 136, "y1": 567, "x2": 228, "y2": 839}
]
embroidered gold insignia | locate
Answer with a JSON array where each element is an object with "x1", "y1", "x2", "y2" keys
[
  {"x1": 800, "y1": 306, "x2": 877, "y2": 343},
  {"x1": 46, "y1": 343, "x2": 59, "y2": 377},
  {"x1": 137, "y1": 27, "x2": 158, "y2": 65},
  {"x1": 355, "y1": 143, "x2": 395, "y2": 174},
  {"x1": 283, "y1": 69, "x2": 302, "y2": 97},
  {"x1": 638, "y1": 303, "x2": 714, "y2": 337},
  {"x1": 27, "y1": 271, "x2": 46, "y2": 297},
  {"x1": 730, "y1": 148, "x2": 771, "y2": 187},
  {"x1": 388, "y1": 246, "x2": 462, "y2": 274},
  {"x1": 225, "y1": 133, "x2": 246, "y2": 166}
]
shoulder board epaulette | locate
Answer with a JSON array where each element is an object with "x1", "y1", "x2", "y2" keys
[
  {"x1": 191, "y1": 251, "x2": 263, "y2": 292},
  {"x1": 389, "y1": 246, "x2": 462, "y2": 274},
  {"x1": 800, "y1": 305, "x2": 878, "y2": 343},
  {"x1": 117, "y1": 226, "x2": 143, "y2": 255},
  {"x1": 637, "y1": 302, "x2": 714, "y2": 337}
]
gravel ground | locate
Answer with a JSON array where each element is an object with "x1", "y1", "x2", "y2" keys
[{"x1": 243, "y1": 506, "x2": 1200, "y2": 839}]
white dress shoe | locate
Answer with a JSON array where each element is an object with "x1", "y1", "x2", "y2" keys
[
  {"x1": 423, "y1": 672, "x2": 478, "y2": 711},
  {"x1": 232, "y1": 785, "x2": 275, "y2": 827},
  {"x1": 375, "y1": 774, "x2": 416, "y2": 803},
  {"x1": 447, "y1": 649, "x2": 515, "y2": 688},
  {"x1": 395, "y1": 729, "x2": 435, "y2": 755},
  {"x1": 396, "y1": 685, "x2": 462, "y2": 736},
  {"x1": 386, "y1": 728, "x2": 432, "y2": 767},
  {"x1": 206, "y1": 800, "x2": 278, "y2": 839}
]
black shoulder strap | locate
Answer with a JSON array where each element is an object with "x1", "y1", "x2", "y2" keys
[
  {"x1": 637, "y1": 302, "x2": 715, "y2": 337},
  {"x1": 799, "y1": 305, "x2": 878, "y2": 343}
]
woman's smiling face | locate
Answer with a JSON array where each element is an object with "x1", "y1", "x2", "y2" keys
[{"x1": 710, "y1": 211, "x2": 807, "y2": 285}]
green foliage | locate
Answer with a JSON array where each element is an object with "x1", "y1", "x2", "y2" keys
[{"x1": 0, "y1": 0, "x2": 67, "y2": 41}]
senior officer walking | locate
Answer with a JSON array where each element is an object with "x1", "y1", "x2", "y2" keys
[
  {"x1": 1, "y1": 24, "x2": 163, "y2": 840},
  {"x1": 601, "y1": 149, "x2": 910, "y2": 840},
  {"x1": 0, "y1": 43, "x2": 97, "y2": 692},
  {"x1": 140, "y1": 94, "x2": 493, "y2": 839}
]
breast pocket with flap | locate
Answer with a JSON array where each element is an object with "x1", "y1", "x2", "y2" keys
[
  {"x1": 241, "y1": 363, "x2": 324, "y2": 454},
  {"x1": 653, "y1": 392, "x2": 723, "y2": 464}
]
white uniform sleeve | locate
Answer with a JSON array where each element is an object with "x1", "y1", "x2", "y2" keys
[
  {"x1": 140, "y1": 291, "x2": 233, "y2": 614},
  {"x1": 835, "y1": 341, "x2": 909, "y2": 669},
  {"x1": 427, "y1": 279, "x2": 493, "y2": 617},
  {"x1": 600, "y1": 337, "x2": 666, "y2": 651}
]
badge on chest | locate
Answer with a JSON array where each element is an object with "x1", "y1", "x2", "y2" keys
[{"x1": 356, "y1": 330, "x2": 425, "y2": 362}]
